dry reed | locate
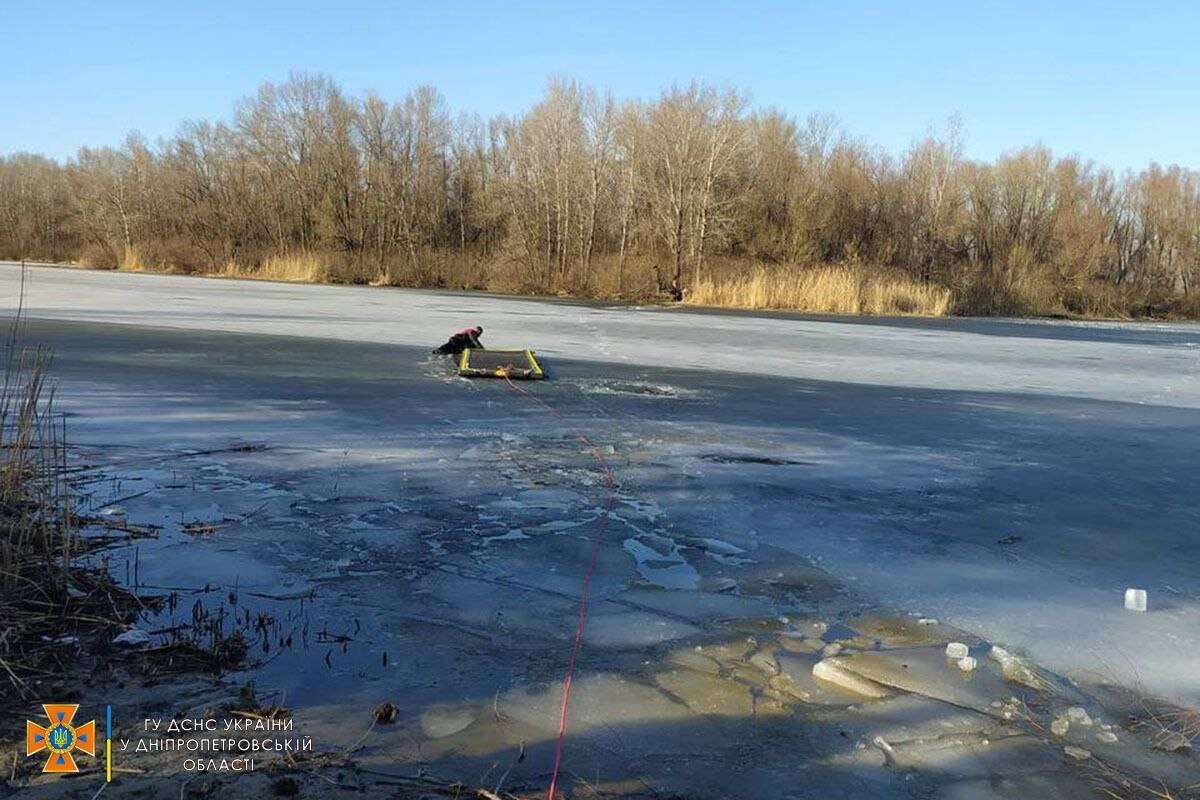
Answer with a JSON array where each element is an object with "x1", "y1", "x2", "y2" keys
[{"x1": 688, "y1": 264, "x2": 952, "y2": 316}]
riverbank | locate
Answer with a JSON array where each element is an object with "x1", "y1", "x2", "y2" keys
[{"x1": 13, "y1": 257, "x2": 1200, "y2": 323}]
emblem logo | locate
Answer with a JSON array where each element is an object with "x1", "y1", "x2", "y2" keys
[{"x1": 26, "y1": 704, "x2": 96, "y2": 773}]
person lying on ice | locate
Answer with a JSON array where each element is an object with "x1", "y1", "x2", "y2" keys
[{"x1": 433, "y1": 326, "x2": 484, "y2": 355}]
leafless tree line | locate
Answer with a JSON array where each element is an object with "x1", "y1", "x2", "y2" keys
[{"x1": 1, "y1": 73, "x2": 1198, "y2": 315}]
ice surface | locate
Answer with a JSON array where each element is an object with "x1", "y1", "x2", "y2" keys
[
  {"x1": 622, "y1": 536, "x2": 700, "y2": 590},
  {"x1": 5, "y1": 263, "x2": 1200, "y2": 710}
]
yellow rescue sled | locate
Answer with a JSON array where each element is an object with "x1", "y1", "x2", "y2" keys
[{"x1": 458, "y1": 348, "x2": 544, "y2": 380}]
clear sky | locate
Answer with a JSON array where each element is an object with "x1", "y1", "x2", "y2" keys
[{"x1": 3, "y1": 1, "x2": 1197, "y2": 171}]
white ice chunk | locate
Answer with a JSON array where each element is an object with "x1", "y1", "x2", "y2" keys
[
  {"x1": 1124, "y1": 588, "x2": 1147, "y2": 612},
  {"x1": 1066, "y1": 706, "x2": 1093, "y2": 726},
  {"x1": 945, "y1": 642, "x2": 969, "y2": 659},
  {"x1": 812, "y1": 659, "x2": 890, "y2": 699},
  {"x1": 113, "y1": 628, "x2": 152, "y2": 646}
]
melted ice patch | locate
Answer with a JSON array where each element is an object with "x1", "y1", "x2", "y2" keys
[
  {"x1": 573, "y1": 379, "x2": 699, "y2": 400},
  {"x1": 483, "y1": 528, "x2": 530, "y2": 543},
  {"x1": 533, "y1": 517, "x2": 597, "y2": 535},
  {"x1": 623, "y1": 537, "x2": 699, "y2": 590},
  {"x1": 617, "y1": 494, "x2": 664, "y2": 520},
  {"x1": 687, "y1": 536, "x2": 756, "y2": 566},
  {"x1": 692, "y1": 537, "x2": 746, "y2": 556}
]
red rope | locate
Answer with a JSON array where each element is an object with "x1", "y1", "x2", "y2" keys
[{"x1": 501, "y1": 374, "x2": 616, "y2": 800}]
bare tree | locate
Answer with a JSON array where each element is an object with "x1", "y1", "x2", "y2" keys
[{"x1": 1, "y1": 73, "x2": 1197, "y2": 316}]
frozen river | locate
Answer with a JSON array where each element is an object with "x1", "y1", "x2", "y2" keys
[{"x1": 4, "y1": 262, "x2": 1199, "y2": 797}]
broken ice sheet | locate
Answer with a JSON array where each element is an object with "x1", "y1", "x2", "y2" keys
[{"x1": 623, "y1": 537, "x2": 700, "y2": 589}]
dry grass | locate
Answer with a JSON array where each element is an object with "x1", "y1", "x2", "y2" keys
[
  {"x1": 0, "y1": 342, "x2": 116, "y2": 701},
  {"x1": 687, "y1": 264, "x2": 953, "y2": 316},
  {"x1": 1166, "y1": 292, "x2": 1200, "y2": 319},
  {"x1": 220, "y1": 252, "x2": 332, "y2": 283},
  {"x1": 0, "y1": 332, "x2": 254, "y2": 700},
  {"x1": 0, "y1": 346, "x2": 69, "y2": 590},
  {"x1": 1070, "y1": 684, "x2": 1200, "y2": 800},
  {"x1": 119, "y1": 244, "x2": 151, "y2": 271},
  {"x1": 1131, "y1": 699, "x2": 1200, "y2": 754},
  {"x1": 0, "y1": 280, "x2": 145, "y2": 699},
  {"x1": 1089, "y1": 756, "x2": 1199, "y2": 800},
  {"x1": 953, "y1": 264, "x2": 1090, "y2": 317},
  {"x1": 951, "y1": 253, "x2": 1156, "y2": 320}
]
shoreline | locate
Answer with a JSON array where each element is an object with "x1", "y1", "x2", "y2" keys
[{"x1": 6, "y1": 258, "x2": 1198, "y2": 329}]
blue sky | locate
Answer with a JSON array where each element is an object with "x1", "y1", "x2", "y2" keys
[{"x1": 3, "y1": 1, "x2": 1197, "y2": 171}]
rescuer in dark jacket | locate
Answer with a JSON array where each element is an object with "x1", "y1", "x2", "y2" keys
[{"x1": 433, "y1": 326, "x2": 484, "y2": 355}]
